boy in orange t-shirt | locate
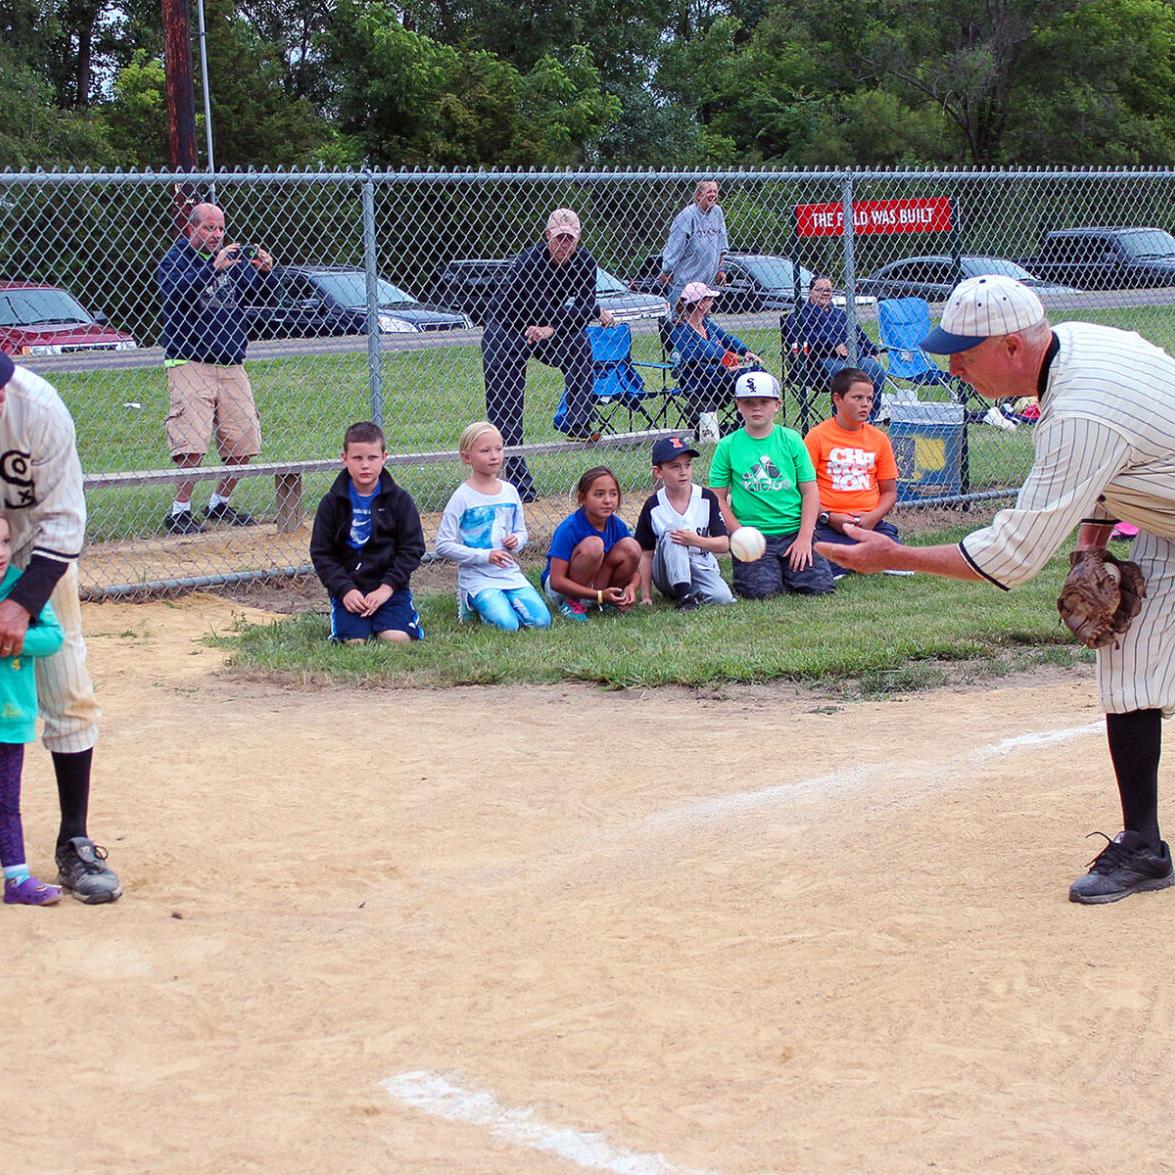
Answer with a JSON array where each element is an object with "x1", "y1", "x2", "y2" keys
[{"x1": 804, "y1": 367, "x2": 904, "y2": 577}]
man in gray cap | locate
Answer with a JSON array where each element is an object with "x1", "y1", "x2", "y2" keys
[
  {"x1": 818, "y1": 274, "x2": 1175, "y2": 906},
  {"x1": 0, "y1": 353, "x2": 121, "y2": 903},
  {"x1": 481, "y1": 208, "x2": 602, "y2": 502}
]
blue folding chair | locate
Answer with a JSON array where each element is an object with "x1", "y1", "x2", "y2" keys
[
  {"x1": 878, "y1": 297, "x2": 1018, "y2": 428},
  {"x1": 877, "y1": 298, "x2": 958, "y2": 397},
  {"x1": 555, "y1": 324, "x2": 687, "y2": 435}
]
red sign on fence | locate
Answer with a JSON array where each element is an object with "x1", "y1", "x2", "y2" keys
[{"x1": 795, "y1": 197, "x2": 953, "y2": 238}]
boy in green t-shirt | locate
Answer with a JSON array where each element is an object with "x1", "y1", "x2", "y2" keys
[{"x1": 709, "y1": 371, "x2": 836, "y2": 598}]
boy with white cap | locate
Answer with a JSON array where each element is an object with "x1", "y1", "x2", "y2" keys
[
  {"x1": 819, "y1": 273, "x2": 1175, "y2": 904},
  {"x1": 710, "y1": 370, "x2": 835, "y2": 599}
]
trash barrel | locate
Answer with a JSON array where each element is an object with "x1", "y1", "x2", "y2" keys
[{"x1": 889, "y1": 402, "x2": 964, "y2": 503}]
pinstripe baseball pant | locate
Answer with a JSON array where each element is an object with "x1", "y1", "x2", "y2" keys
[
  {"x1": 13, "y1": 555, "x2": 100, "y2": 753},
  {"x1": 1099, "y1": 530, "x2": 1175, "y2": 716}
]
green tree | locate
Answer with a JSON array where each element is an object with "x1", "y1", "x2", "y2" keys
[
  {"x1": 324, "y1": 0, "x2": 617, "y2": 166},
  {"x1": 0, "y1": 42, "x2": 114, "y2": 168}
]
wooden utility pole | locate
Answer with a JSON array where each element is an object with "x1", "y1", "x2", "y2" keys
[{"x1": 162, "y1": 0, "x2": 201, "y2": 231}]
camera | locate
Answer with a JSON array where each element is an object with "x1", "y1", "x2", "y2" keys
[{"x1": 239, "y1": 244, "x2": 259, "y2": 260}]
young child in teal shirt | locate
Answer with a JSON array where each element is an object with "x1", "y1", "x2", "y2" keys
[{"x1": 0, "y1": 516, "x2": 66, "y2": 906}]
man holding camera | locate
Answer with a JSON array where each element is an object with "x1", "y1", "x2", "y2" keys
[{"x1": 156, "y1": 202, "x2": 273, "y2": 534}]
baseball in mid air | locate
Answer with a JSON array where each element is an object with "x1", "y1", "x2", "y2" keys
[{"x1": 729, "y1": 526, "x2": 766, "y2": 562}]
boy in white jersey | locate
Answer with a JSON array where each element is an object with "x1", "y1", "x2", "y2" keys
[{"x1": 635, "y1": 435, "x2": 733, "y2": 610}]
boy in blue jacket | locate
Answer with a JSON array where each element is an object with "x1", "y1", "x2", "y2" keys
[{"x1": 310, "y1": 422, "x2": 426, "y2": 644}]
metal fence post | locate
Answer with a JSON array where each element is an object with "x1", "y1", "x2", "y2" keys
[
  {"x1": 362, "y1": 174, "x2": 383, "y2": 427},
  {"x1": 841, "y1": 170, "x2": 858, "y2": 364}
]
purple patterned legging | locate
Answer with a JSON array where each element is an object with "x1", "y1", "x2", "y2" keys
[{"x1": 0, "y1": 743, "x2": 27, "y2": 869}]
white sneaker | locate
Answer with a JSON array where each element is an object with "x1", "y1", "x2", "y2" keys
[{"x1": 983, "y1": 406, "x2": 1017, "y2": 432}]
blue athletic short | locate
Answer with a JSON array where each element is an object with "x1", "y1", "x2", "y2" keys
[{"x1": 329, "y1": 588, "x2": 424, "y2": 641}]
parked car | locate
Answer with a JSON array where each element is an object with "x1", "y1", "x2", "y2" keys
[
  {"x1": 858, "y1": 255, "x2": 1079, "y2": 301},
  {"x1": 0, "y1": 282, "x2": 137, "y2": 356},
  {"x1": 1020, "y1": 227, "x2": 1175, "y2": 289},
  {"x1": 628, "y1": 253, "x2": 872, "y2": 312},
  {"x1": 593, "y1": 266, "x2": 669, "y2": 322},
  {"x1": 241, "y1": 265, "x2": 471, "y2": 340},
  {"x1": 428, "y1": 259, "x2": 668, "y2": 325},
  {"x1": 722, "y1": 253, "x2": 875, "y2": 312}
]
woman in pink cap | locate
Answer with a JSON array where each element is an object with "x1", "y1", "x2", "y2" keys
[{"x1": 668, "y1": 281, "x2": 765, "y2": 437}]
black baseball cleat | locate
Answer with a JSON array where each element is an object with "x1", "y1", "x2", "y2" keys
[
  {"x1": 205, "y1": 502, "x2": 256, "y2": 526},
  {"x1": 164, "y1": 508, "x2": 205, "y2": 535},
  {"x1": 1068, "y1": 830, "x2": 1175, "y2": 904},
  {"x1": 56, "y1": 837, "x2": 123, "y2": 904}
]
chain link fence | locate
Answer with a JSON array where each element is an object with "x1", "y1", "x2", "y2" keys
[{"x1": 3, "y1": 167, "x2": 1174, "y2": 596}]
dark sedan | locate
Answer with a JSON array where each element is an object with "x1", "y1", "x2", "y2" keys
[
  {"x1": 242, "y1": 265, "x2": 470, "y2": 340},
  {"x1": 429, "y1": 259, "x2": 667, "y2": 325},
  {"x1": 629, "y1": 253, "x2": 871, "y2": 312},
  {"x1": 857, "y1": 255, "x2": 1078, "y2": 301}
]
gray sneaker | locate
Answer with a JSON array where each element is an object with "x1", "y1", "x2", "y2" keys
[
  {"x1": 56, "y1": 837, "x2": 123, "y2": 904},
  {"x1": 1068, "y1": 830, "x2": 1175, "y2": 905}
]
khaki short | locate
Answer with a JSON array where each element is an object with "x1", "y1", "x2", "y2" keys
[{"x1": 166, "y1": 362, "x2": 262, "y2": 460}]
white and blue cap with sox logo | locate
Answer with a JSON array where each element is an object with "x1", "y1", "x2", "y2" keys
[
  {"x1": 734, "y1": 370, "x2": 781, "y2": 399},
  {"x1": 921, "y1": 274, "x2": 1046, "y2": 354},
  {"x1": 0, "y1": 352, "x2": 13, "y2": 387}
]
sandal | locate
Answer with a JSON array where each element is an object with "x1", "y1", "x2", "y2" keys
[{"x1": 4, "y1": 875, "x2": 63, "y2": 906}]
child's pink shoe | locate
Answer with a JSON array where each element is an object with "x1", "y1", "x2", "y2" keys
[
  {"x1": 4, "y1": 876, "x2": 62, "y2": 905},
  {"x1": 1111, "y1": 522, "x2": 1140, "y2": 541}
]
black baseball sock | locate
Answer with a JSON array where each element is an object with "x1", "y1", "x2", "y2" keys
[
  {"x1": 1105, "y1": 710, "x2": 1162, "y2": 847},
  {"x1": 53, "y1": 748, "x2": 92, "y2": 847}
]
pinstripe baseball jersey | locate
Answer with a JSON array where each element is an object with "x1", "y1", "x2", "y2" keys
[
  {"x1": 0, "y1": 364, "x2": 87, "y2": 616},
  {"x1": 0, "y1": 364, "x2": 86, "y2": 556},
  {"x1": 962, "y1": 322, "x2": 1175, "y2": 588}
]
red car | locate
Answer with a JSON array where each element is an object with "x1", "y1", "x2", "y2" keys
[{"x1": 0, "y1": 282, "x2": 137, "y2": 356}]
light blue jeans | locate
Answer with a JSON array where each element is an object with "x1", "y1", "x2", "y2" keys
[{"x1": 467, "y1": 585, "x2": 552, "y2": 631}]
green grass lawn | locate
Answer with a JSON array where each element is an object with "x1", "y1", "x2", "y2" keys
[{"x1": 216, "y1": 525, "x2": 1092, "y2": 691}]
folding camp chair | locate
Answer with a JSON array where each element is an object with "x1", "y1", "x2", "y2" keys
[
  {"x1": 555, "y1": 323, "x2": 688, "y2": 436},
  {"x1": 877, "y1": 298, "x2": 1017, "y2": 429},
  {"x1": 659, "y1": 317, "x2": 760, "y2": 440},
  {"x1": 779, "y1": 311, "x2": 829, "y2": 434}
]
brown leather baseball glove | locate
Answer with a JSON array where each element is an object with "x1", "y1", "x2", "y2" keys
[{"x1": 1057, "y1": 548, "x2": 1146, "y2": 649}]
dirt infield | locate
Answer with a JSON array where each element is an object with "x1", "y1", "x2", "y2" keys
[{"x1": 5, "y1": 594, "x2": 1175, "y2": 1174}]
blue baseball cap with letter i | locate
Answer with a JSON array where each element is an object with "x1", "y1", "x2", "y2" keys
[
  {"x1": 0, "y1": 353, "x2": 13, "y2": 387},
  {"x1": 651, "y1": 435, "x2": 701, "y2": 464},
  {"x1": 921, "y1": 274, "x2": 1046, "y2": 354}
]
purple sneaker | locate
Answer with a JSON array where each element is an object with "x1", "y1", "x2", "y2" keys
[{"x1": 4, "y1": 875, "x2": 63, "y2": 906}]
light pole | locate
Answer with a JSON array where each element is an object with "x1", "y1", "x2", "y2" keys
[{"x1": 196, "y1": 0, "x2": 216, "y2": 203}]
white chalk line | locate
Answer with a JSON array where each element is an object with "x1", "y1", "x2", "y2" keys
[
  {"x1": 383, "y1": 1070, "x2": 717, "y2": 1175},
  {"x1": 645, "y1": 720, "x2": 1103, "y2": 831}
]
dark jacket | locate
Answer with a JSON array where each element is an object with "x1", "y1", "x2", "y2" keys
[
  {"x1": 787, "y1": 301, "x2": 878, "y2": 360},
  {"x1": 486, "y1": 241, "x2": 597, "y2": 335},
  {"x1": 157, "y1": 238, "x2": 269, "y2": 365},
  {"x1": 310, "y1": 469, "x2": 425, "y2": 598}
]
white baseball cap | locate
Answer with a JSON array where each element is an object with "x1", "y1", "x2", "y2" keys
[
  {"x1": 921, "y1": 274, "x2": 1045, "y2": 354},
  {"x1": 734, "y1": 370, "x2": 780, "y2": 399}
]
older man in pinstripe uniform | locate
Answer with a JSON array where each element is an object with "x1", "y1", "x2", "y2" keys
[
  {"x1": 0, "y1": 353, "x2": 121, "y2": 903},
  {"x1": 819, "y1": 275, "x2": 1175, "y2": 905}
]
